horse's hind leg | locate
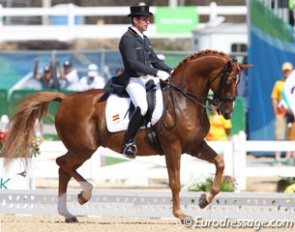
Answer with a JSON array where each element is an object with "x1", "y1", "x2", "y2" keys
[
  {"x1": 191, "y1": 140, "x2": 224, "y2": 208},
  {"x1": 56, "y1": 151, "x2": 94, "y2": 223},
  {"x1": 57, "y1": 167, "x2": 78, "y2": 222}
]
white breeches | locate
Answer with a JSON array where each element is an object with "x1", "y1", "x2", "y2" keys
[{"x1": 126, "y1": 75, "x2": 159, "y2": 116}]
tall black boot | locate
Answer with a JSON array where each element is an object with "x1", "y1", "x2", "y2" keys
[{"x1": 121, "y1": 107, "x2": 144, "y2": 159}]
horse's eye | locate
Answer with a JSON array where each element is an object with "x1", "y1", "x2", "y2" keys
[
  {"x1": 226, "y1": 75, "x2": 239, "y2": 85},
  {"x1": 225, "y1": 79, "x2": 233, "y2": 85}
]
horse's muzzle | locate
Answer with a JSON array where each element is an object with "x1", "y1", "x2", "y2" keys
[
  {"x1": 217, "y1": 103, "x2": 233, "y2": 119},
  {"x1": 223, "y1": 112, "x2": 232, "y2": 120}
]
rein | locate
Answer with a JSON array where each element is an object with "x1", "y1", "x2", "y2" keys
[
  {"x1": 158, "y1": 80, "x2": 211, "y2": 134},
  {"x1": 166, "y1": 79, "x2": 210, "y2": 109}
]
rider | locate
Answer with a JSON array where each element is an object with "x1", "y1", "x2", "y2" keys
[{"x1": 119, "y1": 4, "x2": 173, "y2": 159}]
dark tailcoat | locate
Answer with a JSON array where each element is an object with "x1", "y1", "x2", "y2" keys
[{"x1": 118, "y1": 27, "x2": 172, "y2": 86}]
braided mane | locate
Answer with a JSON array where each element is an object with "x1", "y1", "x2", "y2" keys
[{"x1": 174, "y1": 49, "x2": 227, "y2": 71}]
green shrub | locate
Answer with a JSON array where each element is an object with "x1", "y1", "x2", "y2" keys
[{"x1": 182, "y1": 175, "x2": 236, "y2": 192}]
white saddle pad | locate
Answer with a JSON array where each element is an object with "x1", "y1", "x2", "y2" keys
[{"x1": 105, "y1": 86, "x2": 163, "y2": 133}]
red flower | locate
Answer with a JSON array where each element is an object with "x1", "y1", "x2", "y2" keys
[{"x1": 0, "y1": 131, "x2": 8, "y2": 141}]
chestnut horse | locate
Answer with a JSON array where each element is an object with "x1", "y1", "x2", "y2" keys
[{"x1": 2, "y1": 50, "x2": 251, "y2": 223}]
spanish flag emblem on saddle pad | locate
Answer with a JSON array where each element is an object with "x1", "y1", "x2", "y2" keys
[{"x1": 112, "y1": 114, "x2": 120, "y2": 121}]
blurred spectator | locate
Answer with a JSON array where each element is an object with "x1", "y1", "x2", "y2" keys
[
  {"x1": 271, "y1": 62, "x2": 293, "y2": 166},
  {"x1": 79, "y1": 63, "x2": 106, "y2": 90},
  {"x1": 206, "y1": 103, "x2": 232, "y2": 141},
  {"x1": 57, "y1": 59, "x2": 80, "y2": 91},
  {"x1": 33, "y1": 59, "x2": 56, "y2": 89}
]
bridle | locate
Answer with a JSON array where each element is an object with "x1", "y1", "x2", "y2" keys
[
  {"x1": 165, "y1": 58, "x2": 239, "y2": 109},
  {"x1": 159, "y1": 58, "x2": 239, "y2": 130},
  {"x1": 211, "y1": 58, "x2": 239, "y2": 106}
]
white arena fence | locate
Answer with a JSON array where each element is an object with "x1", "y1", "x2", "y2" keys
[
  {"x1": 1, "y1": 131, "x2": 295, "y2": 191},
  {"x1": 1, "y1": 131, "x2": 295, "y2": 220},
  {"x1": 1, "y1": 190, "x2": 295, "y2": 220}
]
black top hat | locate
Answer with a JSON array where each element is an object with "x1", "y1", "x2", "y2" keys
[{"x1": 128, "y1": 5, "x2": 153, "y2": 17}]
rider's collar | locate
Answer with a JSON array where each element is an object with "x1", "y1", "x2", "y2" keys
[{"x1": 129, "y1": 26, "x2": 144, "y2": 39}]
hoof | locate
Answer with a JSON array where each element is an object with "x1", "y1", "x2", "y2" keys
[
  {"x1": 181, "y1": 216, "x2": 195, "y2": 228},
  {"x1": 199, "y1": 193, "x2": 209, "y2": 209},
  {"x1": 78, "y1": 192, "x2": 88, "y2": 205},
  {"x1": 65, "y1": 217, "x2": 79, "y2": 223}
]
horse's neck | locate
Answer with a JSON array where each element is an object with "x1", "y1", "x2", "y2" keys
[{"x1": 173, "y1": 70, "x2": 209, "y2": 98}]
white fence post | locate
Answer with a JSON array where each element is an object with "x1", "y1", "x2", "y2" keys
[
  {"x1": 67, "y1": 3, "x2": 75, "y2": 40},
  {"x1": 232, "y1": 131, "x2": 247, "y2": 191},
  {"x1": 222, "y1": 141, "x2": 234, "y2": 177}
]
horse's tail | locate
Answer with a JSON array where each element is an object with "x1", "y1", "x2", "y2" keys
[{"x1": 2, "y1": 91, "x2": 65, "y2": 169}]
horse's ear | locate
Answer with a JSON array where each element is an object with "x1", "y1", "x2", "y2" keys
[
  {"x1": 240, "y1": 64, "x2": 254, "y2": 70},
  {"x1": 226, "y1": 60, "x2": 233, "y2": 70}
]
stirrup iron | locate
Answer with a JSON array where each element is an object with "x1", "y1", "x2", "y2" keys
[{"x1": 122, "y1": 142, "x2": 137, "y2": 159}]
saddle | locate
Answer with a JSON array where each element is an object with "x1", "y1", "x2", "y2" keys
[{"x1": 103, "y1": 76, "x2": 163, "y2": 154}]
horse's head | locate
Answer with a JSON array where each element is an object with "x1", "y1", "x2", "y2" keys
[
  {"x1": 209, "y1": 58, "x2": 252, "y2": 119},
  {"x1": 172, "y1": 50, "x2": 252, "y2": 120}
]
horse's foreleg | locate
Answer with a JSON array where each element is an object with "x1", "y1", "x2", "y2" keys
[
  {"x1": 192, "y1": 140, "x2": 224, "y2": 208},
  {"x1": 200, "y1": 154, "x2": 224, "y2": 207},
  {"x1": 165, "y1": 151, "x2": 192, "y2": 222}
]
